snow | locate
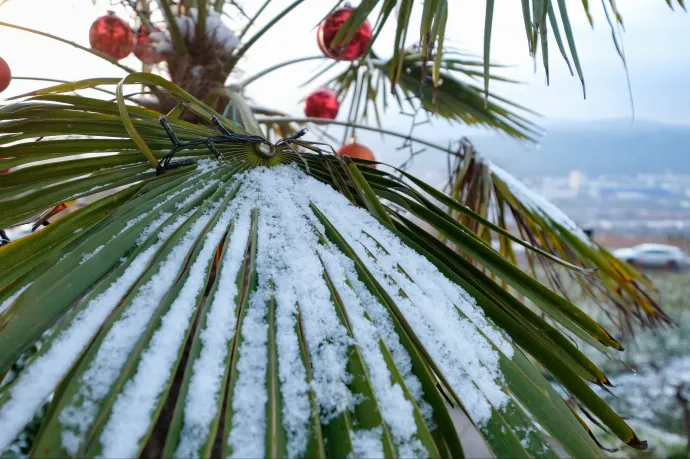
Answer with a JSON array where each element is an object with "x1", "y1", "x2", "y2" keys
[
  {"x1": 80, "y1": 245, "x2": 104, "y2": 264},
  {"x1": 0, "y1": 209, "x2": 193, "y2": 454},
  {"x1": 151, "y1": 8, "x2": 240, "y2": 55},
  {"x1": 490, "y1": 162, "x2": 595, "y2": 247},
  {"x1": 241, "y1": 166, "x2": 356, "y2": 457},
  {"x1": 600, "y1": 355, "x2": 690, "y2": 425},
  {"x1": 226, "y1": 290, "x2": 269, "y2": 458},
  {"x1": 111, "y1": 213, "x2": 147, "y2": 238},
  {"x1": 317, "y1": 246, "x2": 426, "y2": 456},
  {"x1": 174, "y1": 208, "x2": 251, "y2": 458},
  {"x1": 0, "y1": 164, "x2": 513, "y2": 458},
  {"x1": 99, "y1": 189, "x2": 238, "y2": 458},
  {"x1": 0, "y1": 168, "x2": 223, "y2": 455},
  {"x1": 348, "y1": 273, "x2": 435, "y2": 427},
  {"x1": 218, "y1": 165, "x2": 507, "y2": 453},
  {"x1": 351, "y1": 427, "x2": 385, "y2": 459},
  {"x1": 189, "y1": 8, "x2": 241, "y2": 53},
  {"x1": 135, "y1": 179, "x2": 218, "y2": 245},
  {"x1": 0, "y1": 283, "x2": 32, "y2": 316},
  {"x1": 59, "y1": 201, "x2": 220, "y2": 455},
  {"x1": 304, "y1": 165, "x2": 510, "y2": 425}
]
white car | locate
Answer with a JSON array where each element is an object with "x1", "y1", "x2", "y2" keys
[{"x1": 612, "y1": 243, "x2": 690, "y2": 270}]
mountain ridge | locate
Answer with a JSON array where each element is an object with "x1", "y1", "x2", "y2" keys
[{"x1": 471, "y1": 118, "x2": 690, "y2": 177}]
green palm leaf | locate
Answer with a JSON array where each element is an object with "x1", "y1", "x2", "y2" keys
[
  {"x1": 442, "y1": 139, "x2": 670, "y2": 337},
  {"x1": 0, "y1": 77, "x2": 650, "y2": 458},
  {"x1": 311, "y1": 0, "x2": 680, "y2": 101},
  {"x1": 306, "y1": 48, "x2": 542, "y2": 141}
]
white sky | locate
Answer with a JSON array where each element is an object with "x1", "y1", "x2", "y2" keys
[{"x1": 0, "y1": 0, "x2": 688, "y2": 177}]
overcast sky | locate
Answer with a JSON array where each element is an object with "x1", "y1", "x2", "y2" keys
[
  {"x1": 1, "y1": 0, "x2": 688, "y2": 119},
  {"x1": 0, "y1": 0, "x2": 688, "y2": 177}
]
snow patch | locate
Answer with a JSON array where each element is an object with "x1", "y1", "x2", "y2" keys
[
  {"x1": 0, "y1": 283, "x2": 32, "y2": 317},
  {"x1": 99, "y1": 191, "x2": 238, "y2": 457},
  {"x1": 351, "y1": 427, "x2": 385, "y2": 459},
  {"x1": 490, "y1": 163, "x2": 595, "y2": 247},
  {"x1": 317, "y1": 246, "x2": 426, "y2": 455},
  {"x1": 174, "y1": 208, "x2": 251, "y2": 458},
  {"x1": 0, "y1": 210, "x2": 191, "y2": 453},
  {"x1": 227, "y1": 290, "x2": 268, "y2": 458},
  {"x1": 152, "y1": 8, "x2": 240, "y2": 54},
  {"x1": 59, "y1": 203, "x2": 218, "y2": 454}
]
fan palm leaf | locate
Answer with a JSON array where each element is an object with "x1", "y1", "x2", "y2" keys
[
  {"x1": 322, "y1": 0, "x2": 682, "y2": 103},
  {"x1": 440, "y1": 139, "x2": 670, "y2": 337},
  {"x1": 314, "y1": 48, "x2": 543, "y2": 141},
  {"x1": 0, "y1": 77, "x2": 649, "y2": 457}
]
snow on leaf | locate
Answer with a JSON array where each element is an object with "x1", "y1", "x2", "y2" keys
[
  {"x1": 306, "y1": 170, "x2": 509, "y2": 425},
  {"x1": 59, "y1": 204, "x2": 218, "y2": 455},
  {"x1": 351, "y1": 427, "x2": 385, "y2": 459},
  {"x1": 174, "y1": 207, "x2": 252, "y2": 458},
  {"x1": 0, "y1": 283, "x2": 32, "y2": 317},
  {"x1": 218, "y1": 164, "x2": 508, "y2": 454},
  {"x1": 0, "y1": 209, "x2": 192, "y2": 453},
  {"x1": 0, "y1": 164, "x2": 515, "y2": 459},
  {"x1": 227, "y1": 290, "x2": 269, "y2": 458},
  {"x1": 318, "y1": 246, "x2": 427, "y2": 456},
  {"x1": 489, "y1": 162, "x2": 595, "y2": 247},
  {"x1": 99, "y1": 189, "x2": 239, "y2": 458}
]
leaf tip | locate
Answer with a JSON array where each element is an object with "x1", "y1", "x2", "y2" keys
[{"x1": 628, "y1": 437, "x2": 648, "y2": 451}]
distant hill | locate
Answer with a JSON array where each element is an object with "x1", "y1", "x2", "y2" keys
[{"x1": 471, "y1": 119, "x2": 690, "y2": 177}]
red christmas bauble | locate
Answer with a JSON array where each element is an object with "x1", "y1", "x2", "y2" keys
[
  {"x1": 133, "y1": 26, "x2": 164, "y2": 64},
  {"x1": 317, "y1": 7, "x2": 372, "y2": 61},
  {"x1": 304, "y1": 89, "x2": 339, "y2": 119},
  {"x1": 337, "y1": 142, "x2": 376, "y2": 167},
  {"x1": 89, "y1": 13, "x2": 134, "y2": 60},
  {"x1": 0, "y1": 57, "x2": 11, "y2": 93}
]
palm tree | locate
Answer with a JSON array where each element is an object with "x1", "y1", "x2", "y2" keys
[{"x1": 0, "y1": 1, "x2": 680, "y2": 457}]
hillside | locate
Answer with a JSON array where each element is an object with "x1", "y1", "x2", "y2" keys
[{"x1": 473, "y1": 119, "x2": 690, "y2": 177}]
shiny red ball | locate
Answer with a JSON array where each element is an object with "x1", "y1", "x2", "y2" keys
[
  {"x1": 0, "y1": 57, "x2": 11, "y2": 93},
  {"x1": 337, "y1": 143, "x2": 376, "y2": 168},
  {"x1": 317, "y1": 7, "x2": 372, "y2": 61},
  {"x1": 89, "y1": 13, "x2": 134, "y2": 60},
  {"x1": 304, "y1": 89, "x2": 339, "y2": 119},
  {"x1": 134, "y1": 26, "x2": 164, "y2": 64}
]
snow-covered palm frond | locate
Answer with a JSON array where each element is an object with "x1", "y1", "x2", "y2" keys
[
  {"x1": 441, "y1": 139, "x2": 670, "y2": 338},
  {"x1": 0, "y1": 77, "x2": 650, "y2": 457}
]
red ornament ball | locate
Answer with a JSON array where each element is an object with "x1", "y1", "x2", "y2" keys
[
  {"x1": 134, "y1": 26, "x2": 164, "y2": 64},
  {"x1": 304, "y1": 89, "x2": 339, "y2": 119},
  {"x1": 89, "y1": 12, "x2": 134, "y2": 60},
  {"x1": 317, "y1": 7, "x2": 372, "y2": 61},
  {"x1": 0, "y1": 57, "x2": 11, "y2": 93},
  {"x1": 337, "y1": 142, "x2": 376, "y2": 168}
]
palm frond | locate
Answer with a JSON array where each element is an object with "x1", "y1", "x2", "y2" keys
[
  {"x1": 308, "y1": 48, "x2": 542, "y2": 142},
  {"x1": 441, "y1": 139, "x2": 670, "y2": 338},
  {"x1": 328, "y1": 0, "x2": 681, "y2": 102},
  {"x1": 0, "y1": 78, "x2": 651, "y2": 457}
]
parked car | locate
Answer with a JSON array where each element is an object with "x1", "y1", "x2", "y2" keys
[{"x1": 612, "y1": 243, "x2": 690, "y2": 270}]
